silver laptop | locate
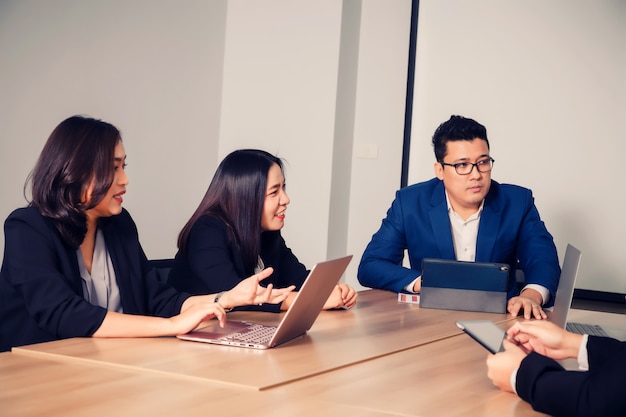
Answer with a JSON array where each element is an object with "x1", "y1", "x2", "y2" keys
[
  {"x1": 549, "y1": 244, "x2": 609, "y2": 337},
  {"x1": 177, "y1": 255, "x2": 353, "y2": 349}
]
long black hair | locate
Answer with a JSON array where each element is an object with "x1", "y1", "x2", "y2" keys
[
  {"x1": 177, "y1": 149, "x2": 284, "y2": 274},
  {"x1": 27, "y1": 115, "x2": 121, "y2": 248}
]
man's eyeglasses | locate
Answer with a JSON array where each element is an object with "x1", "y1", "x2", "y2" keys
[{"x1": 440, "y1": 157, "x2": 494, "y2": 175}]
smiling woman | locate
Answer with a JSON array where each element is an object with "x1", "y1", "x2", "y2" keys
[
  {"x1": 0, "y1": 117, "x2": 295, "y2": 352},
  {"x1": 167, "y1": 149, "x2": 358, "y2": 312}
]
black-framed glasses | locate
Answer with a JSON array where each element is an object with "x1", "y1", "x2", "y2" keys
[{"x1": 440, "y1": 157, "x2": 494, "y2": 175}]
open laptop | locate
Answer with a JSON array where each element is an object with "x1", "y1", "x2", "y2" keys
[
  {"x1": 549, "y1": 244, "x2": 609, "y2": 337},
  {"x1": 419, "y1": 258, "x2": 510, "y2": 313},
  {"x1": 177, "y1": 255, "x2": 353, "y2": 349}
]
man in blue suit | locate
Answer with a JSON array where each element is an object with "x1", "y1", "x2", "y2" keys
[{"x1": 358, "y1": 115, "x2": 560, "y2": 319}]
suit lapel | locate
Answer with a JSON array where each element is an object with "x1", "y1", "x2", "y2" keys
[
  {"x1": 99, "y1": 219, "x2": 134, "y2": 311},
  {"x1": 476, "y1": 182, "x2": 501, "y2": 262},
  {"x1": 429, "y1": 182, "x2": 456, "y2": 259}
]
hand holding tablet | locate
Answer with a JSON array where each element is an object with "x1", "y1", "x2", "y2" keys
[{"x1": 456, "y1": 320, "x2": 506, "y2": 354}]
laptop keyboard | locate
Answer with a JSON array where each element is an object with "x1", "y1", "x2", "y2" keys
[
  {"x1": 220, "y1": 324, "x2": 276, "y2": 344},
  {"x1": 566, "y1": 322, "x2": 609, "y2": 337}
]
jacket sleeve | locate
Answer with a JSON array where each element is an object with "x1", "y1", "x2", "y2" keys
[
  {"x1": 512, "y1": 188, "x2": 560, "y2": 305},
  {"x1": 516, "y1": 337, "x2": 626, "y2": 417},
  {"x1": 358, "y1": 189, "x2": 423, "y2": 292}
]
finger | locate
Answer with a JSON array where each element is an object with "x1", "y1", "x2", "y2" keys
[
  {"x1": 213, "y1": 307, "x2": 226, "y2": 328},
  {"x1": 256, "y1": 267, "x2": 274, "y2": 282},
  {"x1": 342, "y1": 296, "x2": 354, "y2": 309},
  {"x1": 278, "y1": 285, "x2": 296, "y2": 294},
  {"x1": 276, "y1": 286, "x2": 296, "y2": 302},
  {"x1": 259, "y1": 283, "x2": 274, "y2": 303},
  {"x1": 265, "y1": 283, "x2": 274, "y2": 301},
  {"x1": 523, "y1": 303, "x2": 532, "y2": 319},
  {"x1": 347, "y1": 292, "x2": 358, "y2": 307},
  {"x1": 506, "y1": 322, "x2": 522, "y2": 337},
  {"x1": 502, "y1": 339, "x2": 516, "y2": 350},
  {"x1": 342, "y1": 287, "x2": 354, "y2": 301},
  {"x1": 508, "y1": 301, "x2": 521, "y2": 317},
  {"x1": 537, "y1": 306, "x2": 548, "y2": 320},
  {"x1": 336, "y1": 284, "x2": 347, "y2": 297}
]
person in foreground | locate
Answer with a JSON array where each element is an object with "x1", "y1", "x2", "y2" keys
[
  {"x1": 167, "y1": 149, "x2": 357, "y2": 312},
  {"x1": 0, "y1": 116, "x2": 294, "y2": 352},
  {"x1": 358, "y1": 115, "x2": 560, "y2": 319},
  {"x1": 486, "y1": 319, "x2": 626, "y2": 417}
]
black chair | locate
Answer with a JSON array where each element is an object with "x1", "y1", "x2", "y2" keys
[{"x1": 149, "y1": 258, "x2": 174, "y2": 283}]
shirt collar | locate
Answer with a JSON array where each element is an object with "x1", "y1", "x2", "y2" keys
[{"x1": 444, "y1": 190, "x2": 485, "y2": 220}]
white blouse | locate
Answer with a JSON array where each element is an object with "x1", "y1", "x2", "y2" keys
[{"x1": 76, "y1": 229, "x2": 123, "y2": 312}]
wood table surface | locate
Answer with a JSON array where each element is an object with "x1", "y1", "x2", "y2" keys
[
  {"x1": 12, "y1": 289, "x2": 513, "y2": 389},
  {"x1": 5, "y1": 289, "x2": 622, "y2": 416}
]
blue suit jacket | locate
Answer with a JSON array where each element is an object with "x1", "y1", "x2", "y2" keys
[{"x1": 358, "y1": 178, "x2": 560, "y2": 304}]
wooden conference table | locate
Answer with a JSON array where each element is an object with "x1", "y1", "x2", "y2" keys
[{"x1": 2, "y1": 289, "x2": 622, "y2": 417}]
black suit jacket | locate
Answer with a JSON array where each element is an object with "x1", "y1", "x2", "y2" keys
[
  {"x1": 0, "y1": 207, "x2": 189, "y2": 352},
  {"x1": 168, "y1": 215, "x2": 308, "y2": 312},
  {"x1": 516, "y1": 336, "x2": 626, "y2": 417}
]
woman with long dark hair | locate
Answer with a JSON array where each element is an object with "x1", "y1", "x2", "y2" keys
[
  {"x1": 0, "y1": 117, "x2": 293, "y2": 352},
  {"x1": 168, "y1": 149, "x2": 357, "y2": 312}
]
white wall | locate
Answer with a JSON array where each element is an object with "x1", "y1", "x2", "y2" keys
[
  {"x1": 218, "y1": 0, "x2": 344, "y2": 271},
  {"x1": 0, "y1": 0, "x2": 412, "y2": 291},
  {"x1": 347, "y1": 1, "x2": 412, "y2": 287},
  {"x1": 410, "y1": 0, "x2": 626, "y2": 294},
  {"x1": 0, "y1": 0, "x2": 228, "y2": 261}
]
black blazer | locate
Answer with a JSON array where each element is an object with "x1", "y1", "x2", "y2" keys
[
  {"x1": 516, "y1": 336, "x2": 626, "y2": 417},
  {"x1": 0, "y1": 207, "x2": 189, "y2": 352},
  {"x1": 168, "y1": 215, "x2": 308, "y2": 313}
]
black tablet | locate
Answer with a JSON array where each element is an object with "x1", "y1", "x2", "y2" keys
[{"x1": 456, "y1": 320, "x2": 506, "y2": 354}]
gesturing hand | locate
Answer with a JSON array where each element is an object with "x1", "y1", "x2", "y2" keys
[{"x1": 218, "y1": 267, "x2": 295, "y2": 309}]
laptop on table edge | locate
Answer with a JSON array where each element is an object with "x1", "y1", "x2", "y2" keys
[
  {"x1": 177, "y1": 254, "x2": 353, "y2": 349},
  {"x1": 549, "y1": 244, "x2": 612, "y2": 338}
]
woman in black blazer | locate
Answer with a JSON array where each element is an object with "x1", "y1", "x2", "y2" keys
[
  {"x1": 486, "y1": 319, "x2": 626, "y2": 417},
  {"x1": 168, "y1": 149, "x2": 357, "y2": 312},
  {"x1": 0, "y1": 116, "x2": 293, "y2": 352}
]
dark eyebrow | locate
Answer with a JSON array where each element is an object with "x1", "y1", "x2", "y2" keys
[
  {"x1": 114, "y1": 155, "x2": 127, "y2": 163},
  {"x1": 451, "y1": 154, "x2": 490, "y2": 163}
]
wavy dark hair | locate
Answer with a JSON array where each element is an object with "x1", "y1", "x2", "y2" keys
[
  {"x1": 432, "y1": 115, "x2": 490, "y2": 162},
  {"x1": 26, "y1": 115, "x2": 121, "y2": 248},
  {"x1": 177, "y1": 149, "x2": 284, "y2": 274}
]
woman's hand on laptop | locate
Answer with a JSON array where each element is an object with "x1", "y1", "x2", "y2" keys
[{"x1": 173, "y1": 301, "x2": 227, "y2": 332}]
